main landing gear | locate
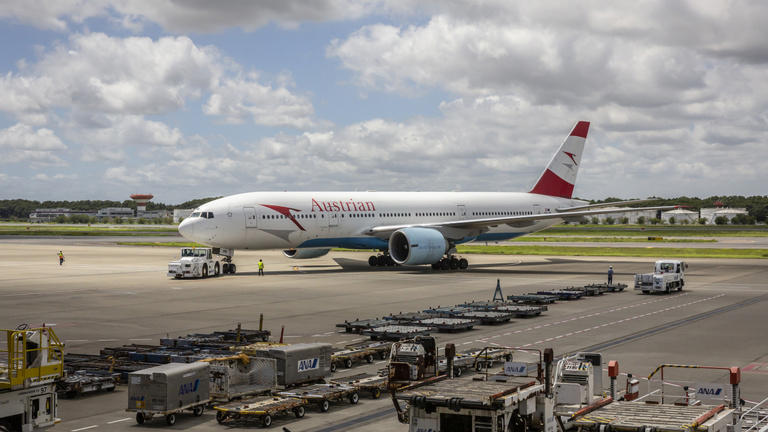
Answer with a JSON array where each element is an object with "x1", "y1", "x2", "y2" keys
[
  {"x1": 368, "y1": 253, "x2": 397, "y2": 267},
  {"x1": 431, "y1": 255, "x2": 468, "y2": 271}
]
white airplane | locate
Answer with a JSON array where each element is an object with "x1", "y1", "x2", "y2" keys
[{"x1": 178, "y1": 121, "x2": 672, "y2": 273}]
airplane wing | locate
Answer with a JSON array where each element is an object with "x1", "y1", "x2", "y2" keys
[
  {"x1": 365, "y1": 205, "x2": 676, "y2": 237},
  {"x1": 555, "y1": 198, "x2": 659, "y2": 212}
]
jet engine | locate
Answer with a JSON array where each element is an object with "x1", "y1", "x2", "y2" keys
[
  {"x1": 283, "y1": 248, "x2": 331, "y2": 259},
  {"x1": 389, "y1": 227, "x2": 448, "y2": 265}
]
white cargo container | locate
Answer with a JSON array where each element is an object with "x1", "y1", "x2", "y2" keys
[{"x1": 127, "y1": 362, "x2": 211, "y2": 426}]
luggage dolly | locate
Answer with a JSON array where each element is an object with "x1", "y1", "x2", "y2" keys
[
  {"x1": 277, "y1": 383, "x2": 360, "y2": 412},
  {"x1": 214, "y1": 396, "x2": 307, "y2": 428}
]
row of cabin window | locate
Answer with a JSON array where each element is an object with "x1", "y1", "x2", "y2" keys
[
  {"x1": 262, "y1": 210, "x2": 531, "y2": 220},
  {"x1": 473, "y1": 211, "x2": 531, "y2": 216}
]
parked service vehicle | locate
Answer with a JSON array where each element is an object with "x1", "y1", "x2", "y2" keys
[
  {"x1": 168, "y1": 247, "x2": 231, "y2": 279},
  {"x1": 634, "y1": 259, "x2": 687, "y2": 294},
  {"x1": 0, "y1": 326, "x2": 64, "y2": 432}
]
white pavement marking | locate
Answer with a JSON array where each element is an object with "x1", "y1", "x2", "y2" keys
[
  {"x1": 106, "y1": 418, "x2": 131, "y2": 424},
  {"x1": 96, "y1": 339, "x2": 117, "y2": 342},
  {"x1": 71, "y1": 426, "x2": 98, "y2": 432},
  {"x1": 129, "y1": 338, "x2": 152, "y2": 341}
]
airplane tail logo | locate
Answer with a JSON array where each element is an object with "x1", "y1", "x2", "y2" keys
[{"x1": 529, "y1": 121, "x2": 589, "y2": 199}]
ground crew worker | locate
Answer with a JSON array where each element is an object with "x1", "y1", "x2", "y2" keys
[
  {"x1": 608, "y1": 265, "x2": 614, "y2": 285},
  {"x1": 258, "y1": 259, "x2": 264, "y2": 276},
  {"x1": 58, "y1": 250, "x2": 64, "y2": 265}
]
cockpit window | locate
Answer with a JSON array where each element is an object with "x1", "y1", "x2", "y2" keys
[
  {"x1": 206, "y1": 212, "x2": 214, "y2": 219},
  {"x1": 191, "y1": 212, "x2": 201, "y2": 218}
]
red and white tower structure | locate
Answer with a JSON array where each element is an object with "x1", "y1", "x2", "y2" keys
[{"x1": 130, "y1": 194, "x2": 154, "y2": 214}]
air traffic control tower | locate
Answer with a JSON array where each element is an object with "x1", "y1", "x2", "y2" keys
[{"x1": 130, "y1": 193, "x2": 153, "y2": 215}]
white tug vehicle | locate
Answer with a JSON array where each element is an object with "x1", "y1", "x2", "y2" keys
[
  {"x1": 167, "y1": 247, "x2": 235, "y2": 278},
  {"x1": 634, "y1": 259, "x2": 687, "y2": 294}
]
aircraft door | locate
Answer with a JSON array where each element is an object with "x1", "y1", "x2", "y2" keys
[
  {"x1": 244, "y1": 207, "x2": 258, "y2": 228},
  {"x1": 328, "y1": 213, "x2": 339, "y2": 227},
  {"x1": 456, "y1": 205, "x2": 467, "y2": 219}
]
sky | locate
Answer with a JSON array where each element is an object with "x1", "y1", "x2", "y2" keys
[{"x1": 0, "y1": 1, "x2": 766, "y2": 204}]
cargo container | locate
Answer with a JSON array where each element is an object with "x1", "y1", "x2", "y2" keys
[
  {"x1": 250, "y1": 343, "x2": 332, "y2": 387},
  {"x1": 205, "y1": 354, "x2": 276, "y2": 401},
  {"x1": 126, "y1": 362, "x2": 211, "y2": 426}
]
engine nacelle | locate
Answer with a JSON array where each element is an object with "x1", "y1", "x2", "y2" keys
[
  {"x1": 283, "y1": 248, "x2": 331, "y2": 259},
  {"x1": 389, "y1": 227, "x2": 448, "y2": 265}
]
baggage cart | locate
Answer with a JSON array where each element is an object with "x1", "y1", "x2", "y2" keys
[
  {"x1": 336, "y1": 318, "x2": 390, "y2": 333},
  {"x1": 331, "y1": 341, "x2": 392, "y2": 372},
  {"x1": 455, "y1": 310, "x2": 514, "y2": 324},
  {"x1": 535, "y1": 289, "x2": 584, "y2": 300},
  {"x1": 363, "y1": 325, "x2": 434, "y2": 341},
  {"x1": 332, "y1": 373, "x2": 388, "y2": 399},
  {"x1": 507, "y1": 294, "x2": 558, "y2": 304},
  {"x1": 411, "y1": 318, "x2": 477, "y2": 332},
  {"x1": 126, "y1": 362, "x2": 211, "y2": 426},
  {"x1": 277, "y1": 383, "x2": 360, "y2": 412},
  {"x1": 214, "y1": 395, "x2": 307, "y2": 427}
]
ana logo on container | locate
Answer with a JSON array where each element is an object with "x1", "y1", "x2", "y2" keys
[
  {"x1": 298, "y1": 358, "x2": 319, "y2": 372},
  {"x1": 697, "y1": 386, "x2": 723, "y2": 396},
  {"x1": 179, "y1": 379, "x2": 199, "y2": 395}
]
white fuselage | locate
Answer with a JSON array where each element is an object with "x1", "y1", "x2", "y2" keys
[{"x1": 179, "y1": 191, "x2": 585, "y2": 251}]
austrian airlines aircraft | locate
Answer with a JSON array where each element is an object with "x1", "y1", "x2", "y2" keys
[{"x1": 178, "y1": 121, "x2": 670, "y2": 272}]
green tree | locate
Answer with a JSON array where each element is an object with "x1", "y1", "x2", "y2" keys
[
  {"x1": 604, "y1": 216, "x2": 615, "y2": 225},
  {"x1": 637, "y1": 216, "x2": 645, "y2": 225},
  {"x1": 620, "y1": 217, "x2": 629, "y2": 224},
  {"x1": 714, "y1": 216, "x2": 728, "y2": 225},
  {"x1": 590, "y1": 216, "x2": 599, "y2": 225},
  {"x1": 668, "y1": 216, "x2": 676, "y2": 225},
  {"x1": 698, "y1": 217, "x2": 707, "y2": 225}
]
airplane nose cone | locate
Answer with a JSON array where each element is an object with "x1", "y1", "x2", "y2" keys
[{"x1": 178, "y1": 218, "x2": 196, "y2": 240}]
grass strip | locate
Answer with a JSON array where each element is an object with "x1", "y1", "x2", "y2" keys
[
  {"x1": 542, "y1": 225, "x2": 768, "y2": 237},
  {"x1": 118, "y1": 241, "x2": 204, "y2": 247},
  {"x1": 455, "y1": 245, "x2": 768, "y2": 259},
  {"x1": 518, "y1": 236, "x2": 715, "y2": 243}
]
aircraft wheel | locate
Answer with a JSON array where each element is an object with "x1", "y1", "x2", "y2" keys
[
  {"x1": 230, "y1": 263, "x2": 236, "y2": 274},
  {"x1": 377, "y1": 255, "x2": 387, "y2": 266},
  {"x1": 386, "y1": 256, "x2": 395, "y2": 266},
  {"x1": 440, "y1": 259, "x2": 450, "y2": 270},
  {"x1": 431, "y1": 263, "x2": 440, "y2": 270},
  {"x1": 449, "y1": 258, "x2": 459, "y2": 270},
  {"x1": 368, "y1": 256, "x2": 377, "y2": 266},
  {"x1": 459, "y1": 258, "x2": 468, "y2": 270}
]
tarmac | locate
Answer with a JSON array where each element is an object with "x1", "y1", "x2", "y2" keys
[{"x1": 1, "y1": 239, "x2": 766, "y2": 431}]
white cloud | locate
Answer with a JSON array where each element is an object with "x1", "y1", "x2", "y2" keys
[
  {"x1": 0, "y1": 123, "x2": 66, "y2": 150},
  {"x1": 62, "y1": 114, "x2": 183, "y2": 162},
  {"x1": 204, "y1": 73, "x2": 315, "y2": 128},
  {"x1": 1, "y1": 33, "x2": 318, "y2": 130},
  {"x1": 0, "y1": 0, "x2": 382, "y2": 33}
]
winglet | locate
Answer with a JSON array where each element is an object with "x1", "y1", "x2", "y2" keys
[{"x1": 530, "y1": 121, "x2": 589, "y2": 199}]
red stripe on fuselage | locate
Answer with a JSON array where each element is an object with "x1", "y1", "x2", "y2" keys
[
  {"x1": 260, "y1": 204, "x2": 306, "y2": 231},
  {"x1": 570, "y1": 121, "x2": 590, "y2": 138},
  {"x1": 530, "y1": 169, "x2": 575, "y2": 198}
]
